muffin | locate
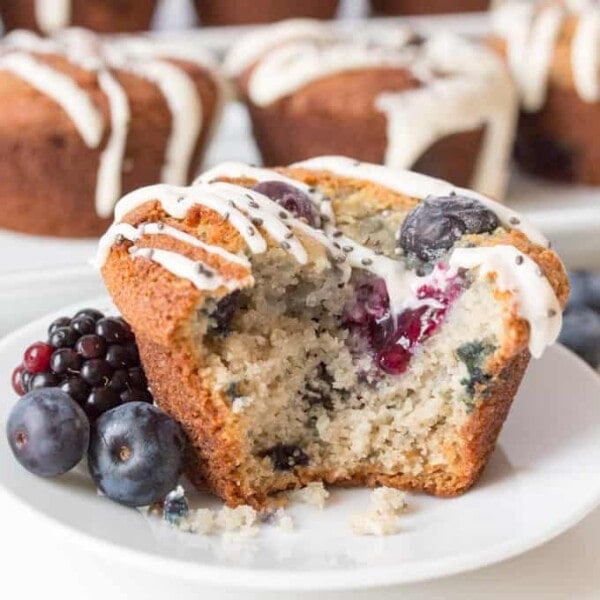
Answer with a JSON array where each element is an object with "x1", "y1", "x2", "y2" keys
[
  {"x1": 0, "y1": 28, "x2": 224, "y2": 238},
  {"x1": 225, "y1": 20, "x2": 518, "y2": 199},
  {"x1": 194, "y1": 0, "x2": 339, "y2": 27},
  {"x1": 491, "y1": 0, "x2": 600, "y2": 184},
  {"x1": 0, "y1": 0, "x2": 158, "y2": 35},
  {"x1": 98, "y1": 156, "x2": 568, "y2": 508},
  {"x1": 371, "y1": 0, "x2": 489, "y2": 16}
]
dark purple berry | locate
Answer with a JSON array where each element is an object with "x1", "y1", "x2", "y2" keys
[
  {"x1": 49, "y1": 326, "x2": 79, "y2": 349},
  {"x1": 74, "y1": 308, "x2": 105, "y2": 322},
  {"x1": 30, "y1": 371, "x2": 61, "y2": 390},
  {"x1": 125, "y1": 342, "x2": 139, "y2": 364},
  {"x1": 252, "y1": 181, "x2": 321, "y2": 227},
  {"x1": 23, "y1": 342, "x2": 53, "y2": 373},
  {"x1": 96, "y1": 317, "x2": 131, "y2": 344},
  {"x1": 11, "y1": 365, "x2": 26, "y2": 396},
  {"x1": 84, "y1": 388, "x2": 121, "y2": 422},
  {"x1": 559, "y1": 307, "x2": 600, "y2": 369},
  {"x1": 6, "y1": 388, "x2": 89, "y2": 477},
  {"x1": 120, "y1": 388, "x2": 153, "y2": 404},
  {"x1": 567, "y1": 271, "x2": 600, "y2": 313},
  {"x1": 70, "y1": 316, "x2": 96, "y2": 336},
  {"x1": 128, "y1": 367, "x2": 147, "y2": 390},
  {"x1": 50, "y1": 348, "x2": 81, "y2": 375},
  {"x1": 209, "y1": 291, "x2": 240, "y2": 335},
  {"x1": 264, "y1": 443, "x2": 309, "y2": 471},
  {"x1": 75, "y1": 334, "x2": 107, "y2": 360},
  {"x1": 105, "y1": 345, "x2": 134, "y2": 370},
  {"x1": 81, "y1": 359, "x2": 111, "y2": 386},
  {"x1": 399, "y1": 196, "x2": 499, "y2": 261},
  {"x1": 60, "y1": 377, "x2": 90, "y2": 404},
  {"x1": 107, "y1": 369, "x2": 130, "y2": 394},
  {"x1": 87, "y1": 402, "x2": 185, "y2": 507},
  {"x1": 48, "y1": 317, "x2": 71, "y2": 336}
]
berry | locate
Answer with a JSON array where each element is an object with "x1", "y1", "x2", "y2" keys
[
  {"x1": 399, "y1": 196, "x2": 499, "y2": 261},
  {"x1": 48, "y1": 317, "x2": 71, "y2": 336},
  {"x1": 30, "y1": 371, "x2": 61, "y2": 390},
  {"x1": 60, "y1": 377, "x2": 89, "y2": 404},
  {"x1": 264, "y1": 443, "x2": 309, "y2": 471},
  {"x1": 11, "y1": 308, "x2": 153, "y2": 423},
  {"x1": 75, "y1": 334, "x2": 107, "y2": 359},
  {"x1": 88, "y1": 402, "x2": 185, "y2": 507},
  {"x1": 252, "y1": 181, "x2": 321, "y2": 227},
  {"x1": 105, "y1": 345, "x2": 133, "y2": 370},
  {"x1": 11, "y1": 365, "x2": 26, "y2": 396},
  {"x1": 567, "y1": 271, "x2": 600, "y2": 313},
  {"x1": 81, "y1": 359, "x2": 111, "y2": 386},
  {"x1": 84, "y1": 388, "x2": 121, "y2": 422},
  {"x1": 6, "y1": 388, "x2": 89, "y2": 477},
  {"x1": 209, "y1": 291, "x2": 240, "y2": 335},
  {"x1": 50, "y1": 348, "x2": 81, "y2": 375},
  {"x1": 70, "y1": 316, "x2": 96, "y2": 336},
  {"x1": 120, "y1": 388, "x2": 153, "y2": 404},
  {"x1": 49, "y1": 326, "x2": 79, "y2": 349},
  {"x1": 74, "y1": 308, "x2": 105, "y2": 322},
  {"x1": 96, "y1": 317, "x2": 132, "y2": 344},
  {"x1": 163, "y1": 486, "x2": 189, "y2": 525},
  {"x1": 23, "y1": 342, "x2": 53, "y2": 374},
  {"x1": 559, "y1": 307, "x2": 600, "y2": 369}
]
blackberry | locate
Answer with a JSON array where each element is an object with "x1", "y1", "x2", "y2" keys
[{"x1": 11, "y1": 308, "x2": 153, "y2": 422}]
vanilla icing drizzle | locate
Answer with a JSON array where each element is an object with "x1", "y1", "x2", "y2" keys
[
  {"x1": 0, "y1": 28, "x2": 221, "y2": 219},
  {"x1": 34, "y1": 0, "x2": 71, "y2": 34},
  {"x1": 97, "y1": 158, "x2": 562, "y2": 357},
  {"x1": 493, "y1": 0, "x2": 600, "y2": 108},
  {"x1": 226, "y1": 21, "x2": 517, "y2": 199}
]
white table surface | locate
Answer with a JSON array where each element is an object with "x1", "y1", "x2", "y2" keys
[{"x1": 0, "y1": 266, "x2": 598, "y2": 600}]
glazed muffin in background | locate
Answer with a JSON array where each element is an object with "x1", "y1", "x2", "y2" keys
[
  {"x1": 371, "y1": 0, "x2": 489, "y2": 16},
  {"x1": 0, "y1": 28, "x2": 225, "y2": 238},
  {"x1": 194, "y1": 0, "x2": 339, "y2": 26},
  {"x1": 491, "y1": 0, "x2": 600, "y2": 185},
  {"x1": 225, "y1": 20, "x2": 518, "y2": 199},
  {"x1": 0, "y1": 0, "x2": 158, "y2": 34},
  {"x1": 98, "y1": 157, "x2": 568, "y2": 508}
]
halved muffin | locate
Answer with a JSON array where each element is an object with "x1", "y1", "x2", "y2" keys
[{"x1": 98, "y1": 157, "x2": 568, "y2": 508}]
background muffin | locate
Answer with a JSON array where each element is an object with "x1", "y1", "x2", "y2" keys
[
  {"x1": 0, "y1": 0, "x2": 158, "y2": 34},
  {"x1": 226, "y1": 20, "x2": 518, "y2": 199},
  {"x1": 491, "y1": 0, "x2": 600, "y2": 185},
  {"x1": 371, "y1": 0, "x2": 489, "y2": 16},
  {"x1": 0, "y1": 29, "x2": 225, "y2": 237}
]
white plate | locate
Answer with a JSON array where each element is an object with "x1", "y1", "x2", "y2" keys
[{"x1": 0, "y1": 298, "x2": 599, "y2": 591}]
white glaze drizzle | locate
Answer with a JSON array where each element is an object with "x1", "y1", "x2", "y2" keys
[
  {"x1": 493, "y1": 1, "x2": 600, "y2": 108},
  {"x1": 291, "y1": 156, "x2": 549, "y2": 248},
  {"x1": 34, "y1": 0, "x2": 71, "y2": 34},
  {"x1": 0, "y1": 51, "x2": 104, "y2": 147},
  {"x1": 98, "y1": 159, "x2": 562, "y2": 357},
  {"x1": 227, "y1": 21, "x2": 517, "y2": 199},
  {"x1": 449, "y1": 245, "x2": 562, "y2": 359},
  {"x1": 0, "y1": 29, "x2": 218, "y2": 219}
]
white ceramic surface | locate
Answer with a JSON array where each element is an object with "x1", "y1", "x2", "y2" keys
[{"x1": 0, "y1": 297, "x2": 599, "y2": 591}]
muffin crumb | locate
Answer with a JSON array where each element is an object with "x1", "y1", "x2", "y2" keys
[
  {"x1": 350, "y1": 487, "x2": 408, "y2": 536},
  {"x1": 289, "y1": 482, "x2": 330, "y2": 509}
]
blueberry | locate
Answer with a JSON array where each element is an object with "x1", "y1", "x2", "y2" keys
[
  {"x1": 263, "y1": 443, "x2": 309, "y2": 471},
  {"x1": 6, "y1": 388, "x2": 90, "y2": 477},
  {"x1": 568, "y1": 271, "x2": 590, "y2": 310},
  {"x1": 208, "y1": 291, "x2": 240, "y2": 335},
  {"x1": 88, "y1": 402, "x2": 185, "y2": 507},
  {"x1": 559, "y1": 307, "x2": 600, "y2": 368},
  {"x1": 399, "y1": 196, "x2": 500, "y2": 261},
  {"x1": 252, "y1": 181, "x2": 321, "y2": 227},
  {"x1": 588, "y1": 274, "x2": 600, "y2": 312}
]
